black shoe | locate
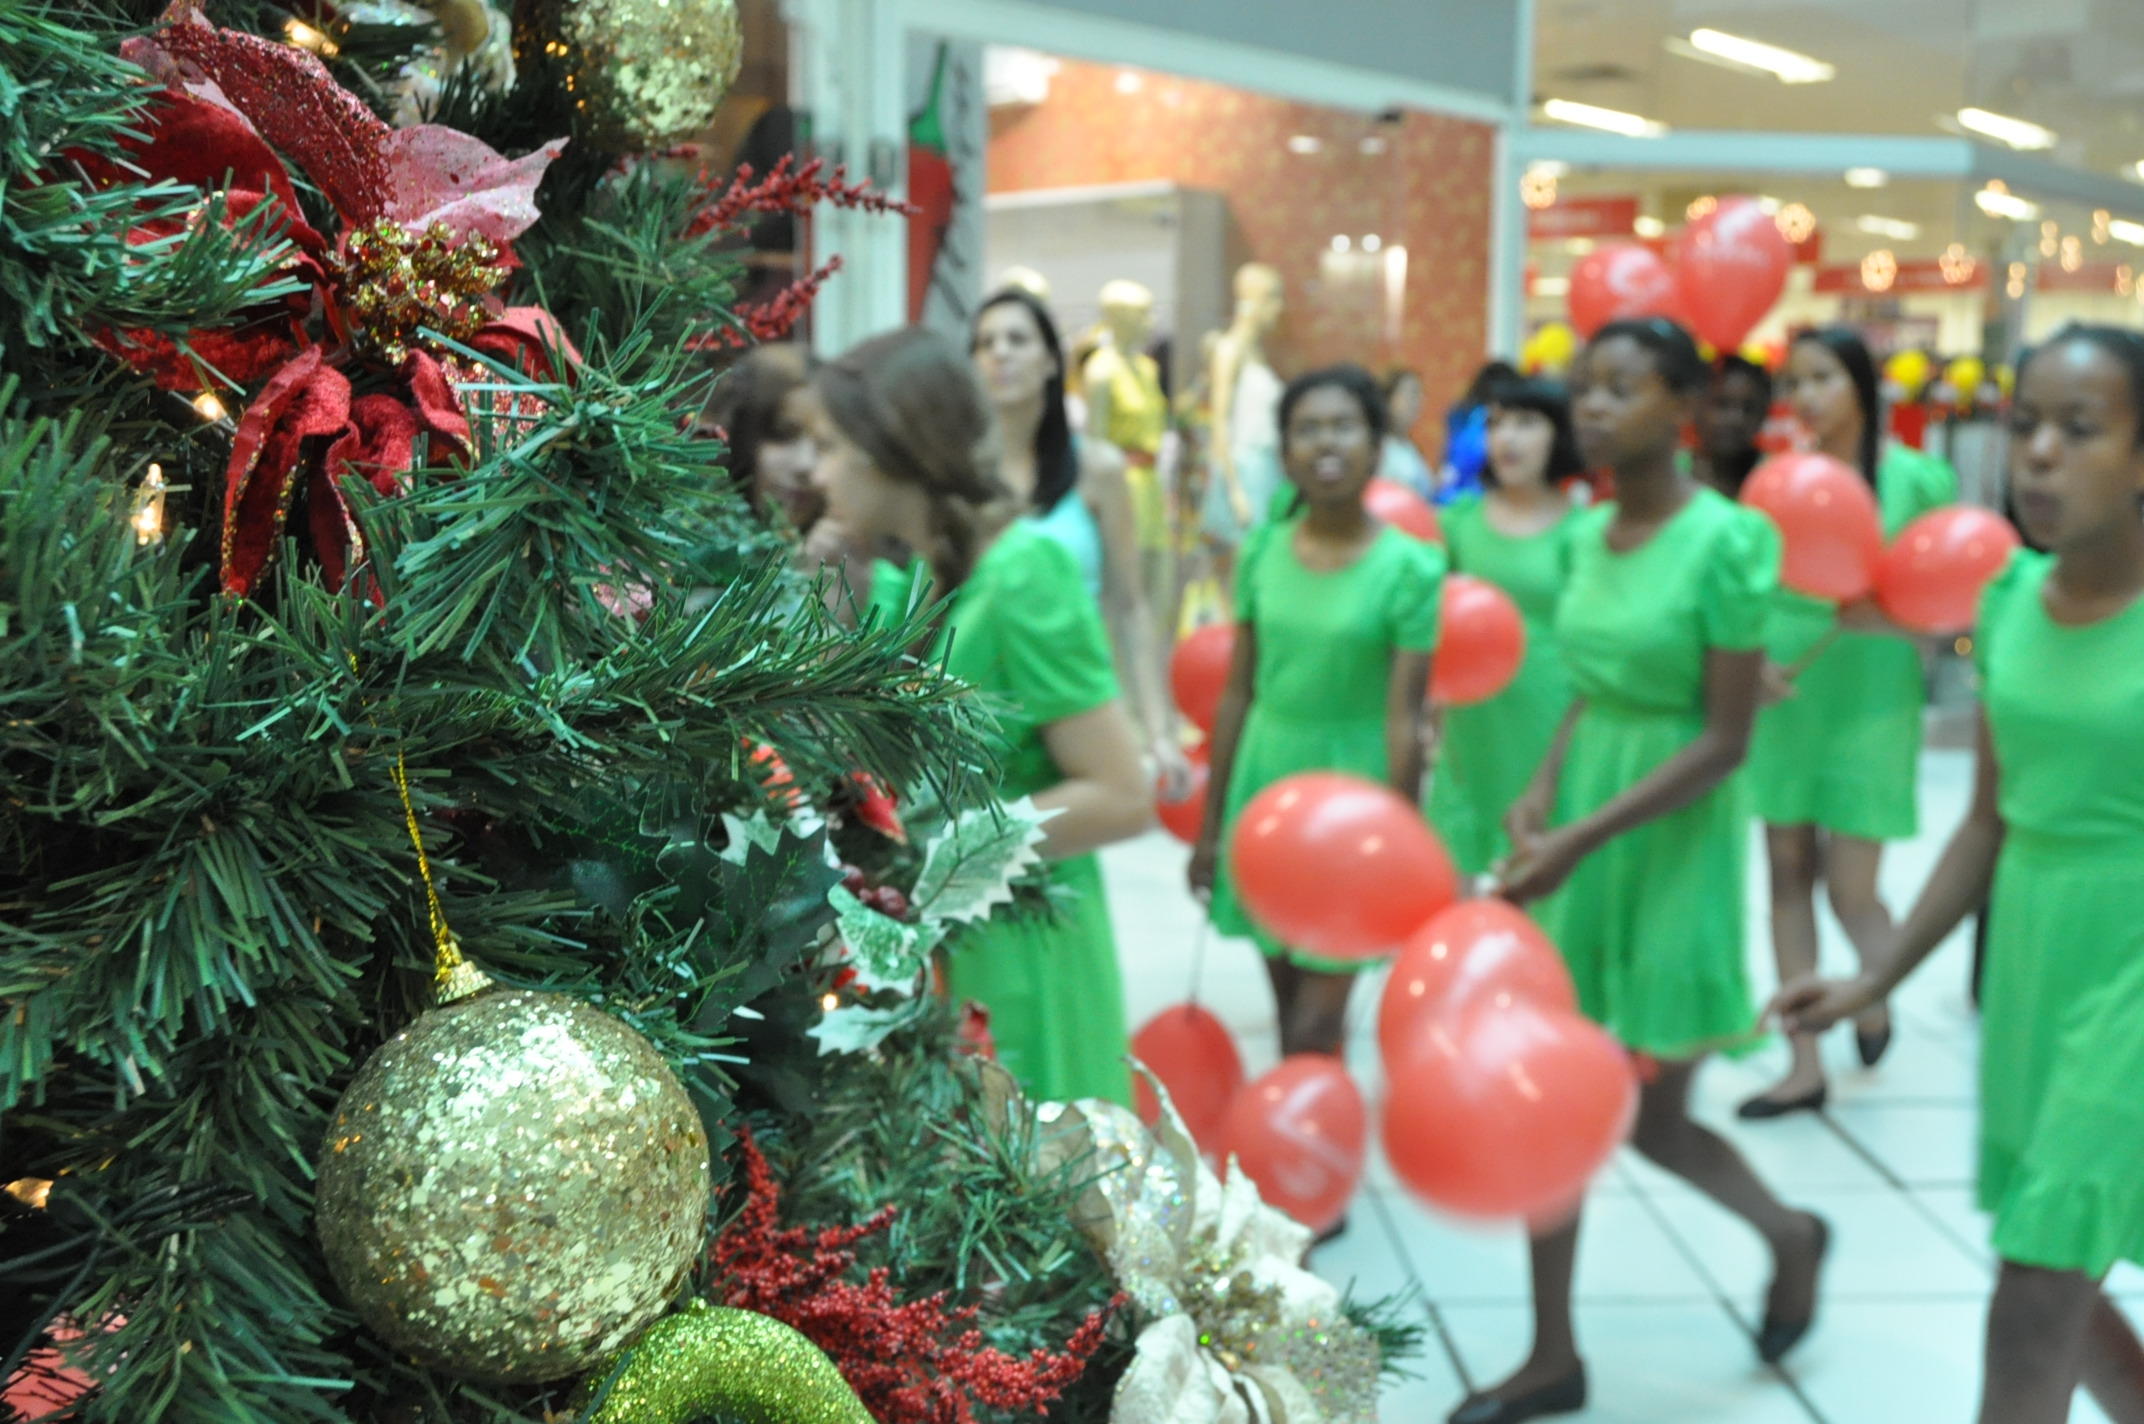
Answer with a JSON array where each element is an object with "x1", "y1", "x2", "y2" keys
[
  {"x1": 1448, "y1": 1368, "x2": 1588, "y2": 1424},
  {"x1": 1310, "y1": 1213, "x2": 1351, "y2": 1249},
  {"x1": 1736, "y1": 1084, "x2": 1828, "y2": 1120},
  {"x1": 1855, "y1": 1020, "x2": 1894, "y2": 1068},
  {"x1": 1757, "y1": 1215, "x2": 1831, "y2": 1365}
]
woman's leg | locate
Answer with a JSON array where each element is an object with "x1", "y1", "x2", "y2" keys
[
  {"x1": 1745, "y1": 824, "x2": 1828, "y2": 1111},
  {"x1": 1279, "y1": 967, "x2": 1355, "y2": 1059},
  {"x1": 1451, "y1": 1211, "x2": 1586, "y2": 1414},
  {"x1": 1979, "y1": 1261, "x2": 2100, "y2": 1424},
  {"x1": 1824, "y1": 834, "x2": 1897, "y2": 1054},
  {"x1": 1636, "y1": 1060, "x2": 1828, "y2": 1340},
  {"x1": 2082, "y1": 1291, "x2": 2144, "y2": 1423}
]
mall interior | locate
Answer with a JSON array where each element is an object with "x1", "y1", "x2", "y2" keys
[{"x1": 10, "y1": 2, "x2": 2144, "y2": 1423}]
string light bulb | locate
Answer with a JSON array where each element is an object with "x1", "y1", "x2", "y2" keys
[
  {"x1": 5, "y1": 1177, "x2": 53, "y2": 1210},
  {"x1": 131, "y1": 463, "x2": 168, "y2": 546},
  {"x1": 191, "y1": 391, "x2": 228, "y2": 423},
  {"x1": 283, "y1": 18, "x2": 338, "y2": 55}
]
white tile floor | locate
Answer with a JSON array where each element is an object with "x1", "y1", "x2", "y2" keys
[{"x1": 1100, "y1": 747, "x2": 2144, "y2": 1422}]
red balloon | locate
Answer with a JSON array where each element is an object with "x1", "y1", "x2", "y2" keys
[
  {"x1": 1567, "y1": 243, "x2": 1679, "y2": 339},
  {"x1": 1132, "y1": 1002, "x2": 1245, "y2": 1152},
  {"x1": 1155, "y1": 757, "x2": 1211, "y2": 844},
  {"x1": 1365, "y1": 479, "x2": 1443, "y2": 544},
  {"x1": 1383, "y1": 1000, "x2": 1637, "y2": 1220},
  {"x1": 1430, "y1": 575, "x2": 1527, "y2": 706},
  {"x1": 1377, "y1": 899, "x2": 1575, "y2": 1068},
  {"x1": 1171, "y1": 624, "x2": 1236, "y2": 734},
  {"x1": 1223, "y1": 1055, "x2": 1366, "y2": 1232},
  {"x1": 1742, "y1": 452, "x2": 1885, "y2": 601},
  {"x1": 1229, "y1": 772, "x2": 1458, "y2": 961},
  {"x1": 1673, "y1": 197, "x2": 1792, "y2": 352},
  {"x1": 1876, "y1": 506, "x2": 2022, "y2": 633}
]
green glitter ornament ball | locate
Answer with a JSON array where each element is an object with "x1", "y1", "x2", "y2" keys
[
  {"x1": 576, "y1": 1301, "x2": 874, "y2": 1424},
  {"x1": 316, "y1": 989, "x2": 711, "y2": 1383},
  {"x1": 539, "y1": 0, "x2": 743, "y2": 152}
]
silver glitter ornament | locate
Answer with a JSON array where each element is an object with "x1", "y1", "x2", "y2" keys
[{"x1": 317, "y1": 988, "x2": 711, "y2": 1382}]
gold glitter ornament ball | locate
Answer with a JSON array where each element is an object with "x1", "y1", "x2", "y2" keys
[
  {"x1": 541, "y1": 0, "x2": 743, "y2": 152},
  {"x1": 316, "y1": 989, "x2": 711, "y2": 1383},
  {"x1": 575, "y1": 1301, "x2": 874, "y2": 1424}
]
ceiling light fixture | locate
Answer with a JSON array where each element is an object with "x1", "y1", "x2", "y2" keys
[
  {"x1": 1974, "y1": 183, "x2": 2040, "y2": 221},
  {"x1": 1330, "y1": 234, "x2": 1352, "y2": 253},
  {"x1": 1844, "y1": 167, "x2": 1888, "y2": 189},
  {"x1": 2108, "y1": 218, "x2": 2144, "y2": 246},
  {"x1": 1541, "y1": 98, "x2": 1668, "y2": 138},
  {"x1": 2060, "y1": 235, "x2": 2084, "y2": 272},
  {"x1": 1860, "y1": 249, "x2": 1898, "y2": 292},
  {"x1": 1687, "y1": 195, "x2": 1719, "y2": 220},
  {"x1": 1940, "y1": 243, "x2": 1977, "y2": 285},
  {"x1": 1856, "y1": 215, "x2": 1921, "y2": 241},
  {"x1": 1363, "y1": 233, "x2": 1384, "y2": 253},
  {"x1": 1527, "y1": 160, "x2": 1571, "y2": 180},
  {"x1": 1681, "y1": 27, "x2": 1836, "y2": 83},
  {"x1": 1287, "y1": 135, "x2": 1323, "y2": 155},
  {"x1": 1955, "y1": 107, "x2": 2056, "y2": 151},
  {"x1": 1535, "y1": 276, "x2": 1572, "y2": 297},
  {"x1": 1114, "y1": 70, "x2": 1144, "y2": 95},
  {"x1": 1521, "y1": 170, "x2": 1559, "y2": 210},
  {"x1": 1776, "y1": 202, "x2": 1817, "y2": 242},
  {"x1": 2131, "y1": 160, "x2": 2144, "y2": 182},
  {"x1": 1564, "y1": 237, "x2": 1597, "y2": 256},
  {"x1": 1633, "y1": 215, "x2": 1667, "y2": 238}
]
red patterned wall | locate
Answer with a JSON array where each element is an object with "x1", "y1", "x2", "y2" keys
[{"x1": 987, "y1": 59, "x2": 1495, "y2": 445}]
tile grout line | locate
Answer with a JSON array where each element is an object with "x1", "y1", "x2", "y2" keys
[
  {"x1": 1363, "y1": 1187, "x2": 1479, "y2": 1396},
  {"x1": 1623, "y1": 1170, "x2": 1835, "y2": 1424}
]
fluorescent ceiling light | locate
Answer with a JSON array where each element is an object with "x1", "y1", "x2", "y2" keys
[
  {"x1": 1955, "y1": 107, "x2": 2056, "y2": 151},
  {"x1": 1684, "y1": 27, "x2": 1835, "y2": 84},
  {"x1": 1541, "y1": 98, "x2": 1667, "y2": 138},
  {"x1": 2131, "y1": 160, "x2": 2144, "y2": 182},
  {"x1": 1633, "y1": 215, "x2": 1666, "y2": 238},
  {"x1": 1974, "y1": 185, "x2": 2040, "y2": 221},
  {"x1": 1526, "y1": 160, "x2": 1571, "y2": 179},
  {"x1": 2109, "y1": 219, "x2": 2144, "y2": 246},
  {"x1": 1534, "y1": 276, "x2": 1571, "y2": 297},
  {"x1": 1856, "y1": 215, "x2": 1921, "y2": 241},
  {"x1": 1287, "y1": 135, "x2": 1323, "y2": 155},
  {"x1": 1844, "y1": 167, "x2": 1888, "y2": 188}
]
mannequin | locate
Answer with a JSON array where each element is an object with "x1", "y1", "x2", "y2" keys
[
  {"x1": 1083, "y1": 280, "x2": 1173, "y2": 645},
  {"x1": 1202, "y1": 262, "x2": 1286, "y2": 610}
]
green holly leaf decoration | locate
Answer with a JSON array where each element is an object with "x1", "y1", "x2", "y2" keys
[
  {"x1": 828, "y1": 884, "x2": 943, "y2": 993},
  {"x1": 909, "y1": 797, "x2": 1052, "y2": 927}
]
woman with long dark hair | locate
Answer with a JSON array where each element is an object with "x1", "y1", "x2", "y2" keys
[
  {"x1": 807, "y1": 326, "x2": 1153, "y2": 1105},
  {"x1": 1694, "y1": 353, "x2": 1774, "y2": 498},
  {"x1": 970, "y1": 289, "x2": 1190, "y2": 794},
  {"x1": 1738, "y1": 326, "x2": 1958, "y2": 1119},
  {"x1": 1427, "y1": 377, "x2": 1583, "y2": 879},
  {"x1": 697, "y1": 344, "x2": 822, "y2": 531}
]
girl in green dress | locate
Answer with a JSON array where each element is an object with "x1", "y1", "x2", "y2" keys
[
  {"x1": 808, "y1": 326, "x2": 1155, "y2": 1106},
  {"x1": 1428, "y1": 377, "x2": 1582, "y2": 879},
  {"x1": 1778, "y1": 324, "x2": 2144, "y2": 1424},
  {"x1": 1741, "y1": 328, "x2": 1959, "y2": 1118},
  {"x1": 1459, "y1": 320, "x2": 1827, "y2": 1424},
  {"x1": 1187, "y1": 365, "x2": 1443, "y2": 1060}
]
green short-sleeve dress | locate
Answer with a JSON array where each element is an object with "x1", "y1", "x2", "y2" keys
[
  {"x1": 1968, "y1": 552, "x2": 2144, "y2": 1275},
  {"x1": 1209, "y1": 518, "x2": 1445, "y2": 973},
  {"x1": 932, "y1": 522, "x2": 1133, "y2": 1106},
  {"x1": 1428, "y1": 494, "x2": 1579, "y2": 878},
  {"x1": 1537, "y1": 487, "x2": 1781, "y2": 1059},
  {"x1": 1746, "y1": 443, "x2": 1957, "y2": 839}
]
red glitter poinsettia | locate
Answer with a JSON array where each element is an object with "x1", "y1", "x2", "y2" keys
[
  {"x1": 711, "y1": 1130, "x2": 1118, "y2": 1424},
  {"x1": 91, "y1": 2, "x2": 575, "y2": 598}
]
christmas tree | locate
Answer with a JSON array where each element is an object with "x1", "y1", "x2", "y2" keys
[{"x1": 2, "y1": 4, "x2": 1413, "y2": 1419}]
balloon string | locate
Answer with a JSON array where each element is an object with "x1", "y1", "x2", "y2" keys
[
  {"x1": 1186, "y1": 919, "x2": 1211, "y2": 1006},
  {"x1": 1784, "y1": 626, "x2": 1841, "y2": 681}
]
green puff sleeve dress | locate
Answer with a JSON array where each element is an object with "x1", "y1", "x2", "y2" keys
[
  {"x1": 1966, "y1": 553, "x2": 2144, "y2": 1276},
  {"x1": 1209, "y1": 519, "x2": 1445, "y2": 974},
  {"x1": 1428, "y1": 494, "x2": 1579, "y2": 878},
  {"x1": 1746, "y1": 443, "x2": 1957, "y2": 839},
  {"x1": 922, "y1": 523, "x2": 1133, "y2": 1107},
  {"x1": 1537, "y1": 487, "x2": 1781, "y2": 1059}
]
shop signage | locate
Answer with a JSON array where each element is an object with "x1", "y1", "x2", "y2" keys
[
  {"x1": 1812, "y1": 259, "x2": 1988, "y2": 294},
  {"x1": 1527, "y1": 195, "x2": 1640, "y2": 240}
]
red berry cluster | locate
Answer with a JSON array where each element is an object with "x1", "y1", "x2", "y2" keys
[{"x1": 840, "y1": 864, "x2": 911, "y2": 922}]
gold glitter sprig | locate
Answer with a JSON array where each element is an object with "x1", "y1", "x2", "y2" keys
[{"x1": 335, "y1": 219, "x2": 507, "y2": 366}]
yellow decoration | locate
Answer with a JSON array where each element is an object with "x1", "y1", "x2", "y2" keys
[
  {"x1": 1945, "y1": 355, "x2": 1987, "y2": 411},
  {"x1": 543, "y1": 0, "x2": 744, "y2": 152},
  {"x1": 1883, "y1": 349, "x2": 1932, "y2": 400},
  {"x1": 1520, "y1": 321, "x2": 1577, "y2": 376},
  {"x1": 574, "y1": 1301, "x2": 874, "y2": 1424},
  {"x1": 1994, "y1": 363, "x2": 2015, "y2": 400},
  {"x1": 337, "y1": 220, "x2": 507, "y2": 367},
  {"x1": 315, "y1": 988, "x2": 711, "y2": 1383}
]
